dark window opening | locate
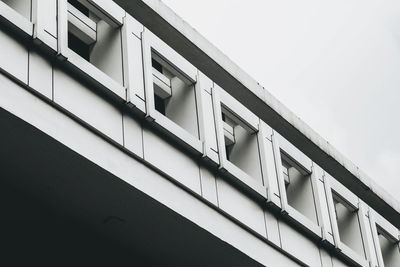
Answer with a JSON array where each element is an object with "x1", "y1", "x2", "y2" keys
[
  {"x1": 152, "y1": 58, "x2": 163, "y2": 73},
  {"x1": 68, "y1": 32, "x2": 90, "y2": 61},
  {"x1": 154, "y1": 94, "x2": 166, "y2": 115},
  {"x1": 68, "y1": 0, "x2": 89, "y2": 16}
]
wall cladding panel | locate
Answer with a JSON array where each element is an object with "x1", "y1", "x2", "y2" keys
[
  {"x1": 0, "y1": 27, "x2": 28, "y2": 83},
  {"x1": 264, "y1": 209, "x2": 281, "y2": 247},
  {"x1": 331, "y1": 257, "x2": 349, "y2": 267},
  {"x1": 279, "y1": 220, "x2": 322, "y2": 267},
  {"x1": 142, "y1": 126, "x2": 201, "y2": 194},
  {"x1": 216, "y1": 177, "x2": 267, "y2": 237},
  {"x1": 122, "y1": 112, "x2": 143, "y2": 158},
  {"x1": 319, "y1": 249, "x2": 334, "y2": 267},
  {"x1": 28, "y1": 49, "x2": 52, "y2": 99},
  {"x1": 53, "y1": 68, "x2": 123, "y2": 145},
  {"x1": 199, "y1": 166, "x2": 218, "y2": 206}
]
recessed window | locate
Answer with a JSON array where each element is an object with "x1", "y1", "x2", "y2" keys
[
  {"x1": 280, "y1": 153, "x2": 318, "y2": 224},
  {"x1": 151, "y1": 51, "x2": 199, "y2": 138},
  {"x1": 67, "y1": 0, "x2": 123, "y2": 83},
  {"x1": 1, "y1": 0, "x2": 31, "y2": 20},
  {"x1": 376, "y1": 227, "x2": 400, "y2": 267},
  {"x1": 332, "y1": 193, "x2": 366, "y2": 259},
  {"x1": 220, "y1": 105, "x2": 262, "y2": 182}
]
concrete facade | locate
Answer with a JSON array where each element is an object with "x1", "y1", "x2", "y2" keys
[{"x1": 0, "y1": 0, "x2": 398, "y2": 266}]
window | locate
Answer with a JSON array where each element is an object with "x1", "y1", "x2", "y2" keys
[
  {"x1": 376, "y1": 228, "x2": 400, "y2": 267},
  {"x1": 221, "y1": 105, "x2": 261, "y2": 181},
  {"x1": 212, "y1": 86, "x2": 266, "y2": 197},
  {"x1": 142, "y1": 29, "x2": 202, "y2": 153},
  {"x1": 151, "y1": 51, "x2": 198, "y2": 138},
  {"x1": 272, "y1": 134, "x2": 325, "y2": 237},
  {"x1": 280, "y1": 153, "x2": 318, "y2": 225},
  {"x1": 333, "y1": 194, "x2": 366, "y2": 258},
  {"x1": 370, "y1": 211, "x2": 400, "y2": 267},
  {"x1": 65, "y1": 0, "x2": 124, "y2": 84},
  {"x1": 326, "y1": 177, "x2": 370, "y2": 266}
]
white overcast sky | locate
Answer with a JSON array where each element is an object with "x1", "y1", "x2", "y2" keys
[{"x1": 162, "y1": 0, "x2": 400, "y2": 200}]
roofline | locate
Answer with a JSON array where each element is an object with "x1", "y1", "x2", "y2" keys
[{"x1": 113, "y1": 0, "x2": 400, "y2": 227}]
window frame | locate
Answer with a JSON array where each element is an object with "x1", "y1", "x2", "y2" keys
[
  {"x1": 212, "y1": 84, "x2": 268, "y2": 199},
  {"x1": 272, "y1": 132, "x2": 327, "y2": 239},
  {"x1": 325, "y1": 175, "x2": 371, "y2": 267},
  {"x1": 369, "y1": 208, "x2": 400, "y2": 267},
  {"x1": 57, "y1": 0, "x2": 126, "y2": 101},
  {"x1": 142, "y1": 28, "x2": 203, "y2": 154}
]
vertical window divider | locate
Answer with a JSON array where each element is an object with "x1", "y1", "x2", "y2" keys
[
  {"x1": 121, "y1": 13, "x2": 145, "y2": 113},
  {"x1": 324, "y1": 173, "x2": 341, "y2": 250},
  {"x1": 141, "y1": 29, "x2": 155, "y2": 122},
  {"x1": 212, "y1": 84, "x2": 227, "y2": 171},
  {"x1": 369, "y1": 208, "x2": 400, "y2": 267},
  {"x1": 194, "y1": 70, "x2": 208, "y2": 159},
  {"x1": 310, "y1": 163, "x2": 332, "y2": 243},
  {"x1": 271, "y1": 131, "x2": 289, "y2": 214},
  {"x1": 358, "y1": 201, "x2": 379, "y2": 266},
  {"x1": 57, "y1": 0, "x2": 68, "y2": 60},
  {"x1": 258, "y1": 121, "x2": 277, "y2": 205},
  {"x1": 369, "y1": 210, "x2": 383, "y2": 267}
]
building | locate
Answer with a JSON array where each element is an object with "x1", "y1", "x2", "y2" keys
[{"x1": 0, "y1": 0, "x2": 399, "y2": 266}]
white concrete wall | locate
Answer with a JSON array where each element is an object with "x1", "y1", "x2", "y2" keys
[{"x1": 0, "y1": 3, "x2": 398, "y2": 266}]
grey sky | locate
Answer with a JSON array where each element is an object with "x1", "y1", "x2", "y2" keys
[{"x1": 162, "y1": 0, "x2": 400, "y2": 200}]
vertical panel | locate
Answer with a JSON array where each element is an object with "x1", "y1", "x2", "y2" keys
[
  {"x1": 279, "y1": 221, "x2": 322, "y2": 267},
  {"x1": 271, "y1": 131, "x2": 289, "y2": 212},
  {"x1": 0, "y1": 27, "x2": 28, "y2": 83},
  {"x1": 358, "y1": 204, "x2": 378, "y2": 266},
  {"x1": 316, "y1": 177, "x2": 334, "y2": 243},
  {"x1": 126, "y1": 31, "x2": 144, "y2": 100},
  {"x1": 264, "y1": 209, "x2": 281, "y2": 246},
  {"x1": 198, "y1": 71, "x2": 212, "y2": 94},
  {"x1": 28, "y1": 49, "x2": 52, "y2": 99},
  {"x1": 40, "y1": 0, "x2": 56, "y2": 36},
  {"x1": 199, "y1": 166, "x2": 218, "y2": 206},
  {"x1": 53, "y1": 67, "x2": 123, "y2": 144},
  {"x1": 122, "y1": 14, "x2": 145, "y2": 108},
  {"x1": 262, "y1": 137, "x2": 281, "y2": 203},
  {"x1": 319, "y1": 249, "x2": 333, "y2": 267},
  {"x1": 122, "y1": 113, "x2": 143, "y2": 158},
  {"x1": 364, "y1": 218, "x2": 379, "y2": 266},
  {"x1": 199, "y1": 85, "x2": 218, "y2": 153},
  {"x1": 216, "y1": 177, "x2": 267, "y2": 237},
  {"x1": 331, "y1": 257, "x2": 349, "y2": 267},
  {"x1": 142, "y1": 126, "x2": 201, "y2": 194},
  {"x1": 34, "y1": 0, "x2": 57, "y2": 37}
]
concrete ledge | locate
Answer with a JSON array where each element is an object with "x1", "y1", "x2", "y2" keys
[{"x1": 113, "y1": 0, "x2": 400, "y2": 226}]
